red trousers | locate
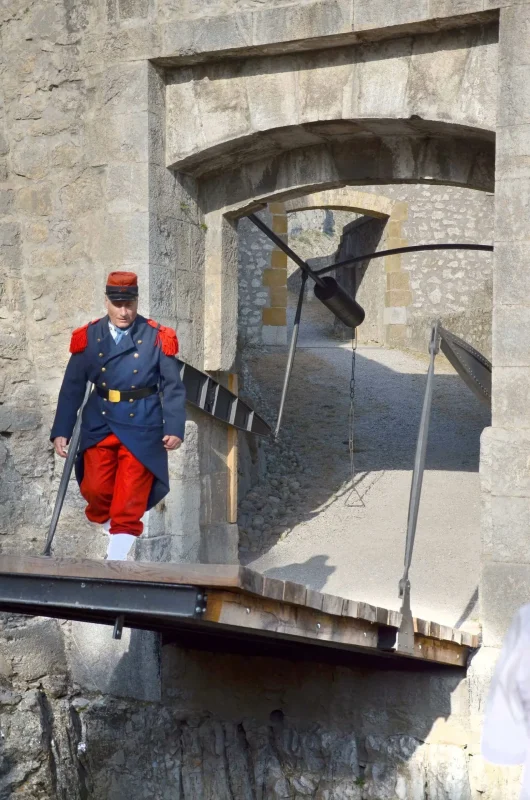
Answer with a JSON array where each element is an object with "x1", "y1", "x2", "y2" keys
[{"x1": 80, "y1": 433, "x2": 154, "y2": 536}]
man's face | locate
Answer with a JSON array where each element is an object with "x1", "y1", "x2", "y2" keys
[{"x1": 105, "y1": 297, "x2": 139, "y2": 328}]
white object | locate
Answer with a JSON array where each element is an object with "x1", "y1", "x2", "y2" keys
[
  {"x1": 106, "y1": 533, "x2": 137, "y2": 561},
  {"x1": 482, "y1": 604, "x2": 530, "y2": 797},
  {"x1": 102, "y1": 520, "x2": 110, "y2": 534}
]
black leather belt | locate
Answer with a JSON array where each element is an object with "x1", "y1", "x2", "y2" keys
[{"x1": 96, "y1": 385, "x2": 158, "y2": 403}]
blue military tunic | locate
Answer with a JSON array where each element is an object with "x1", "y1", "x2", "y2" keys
[{"x1": 50, "y1": 314, "x2": 186, "y2": 509}]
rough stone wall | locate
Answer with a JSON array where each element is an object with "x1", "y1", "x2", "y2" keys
[
  {"x1": 238, "y1": 211, "x2": 275, "y2": 348},
  {"x1": 2, "y1": 615, "x2": 512, "y2": 800},
  {"x1": 333, "y1": 185, "x2": 493, "y2": 356}
]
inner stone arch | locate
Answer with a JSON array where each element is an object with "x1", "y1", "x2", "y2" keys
[{"x1": 195, "y1": 127, "x2": 494, "y2": 370}]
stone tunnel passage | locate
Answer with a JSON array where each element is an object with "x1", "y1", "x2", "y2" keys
[{"x1": 239, "y1": 299, "x2": 490, "y2": 630}]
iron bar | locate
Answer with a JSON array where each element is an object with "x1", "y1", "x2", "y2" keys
[
  {"x1": 274, "y1": 274, "x2": 308, "y2": 439},
  {"x1": 316, "y1": 243, "x2": 493, "y2": 276},
  {"x1": 396, "y1": 321, "x2": 441, "y2": 655},
  {"x1": 0, "y1": 572, "x2": 204, "y2": 634},
  {"x1": 248, "y1": 213, "x2": 327, "y2": 288},
  {"x1": 43, "y1": 382, "x2": 92, "y2": 557}
]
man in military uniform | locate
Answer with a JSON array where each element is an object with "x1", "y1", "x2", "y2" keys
[{"x1": 51, "y1": 271, "x2": 186, "y2": 560}]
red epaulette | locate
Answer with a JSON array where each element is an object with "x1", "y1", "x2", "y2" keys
[
  {"x1": 69, "y1": 319, "x2": 100, "y2": 354},
  {"x1": 147, "y1": 319, "x2": 179, "y2": 356}
]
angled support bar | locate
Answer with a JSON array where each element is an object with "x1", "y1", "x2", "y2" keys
[
  {"x1": 43, "y1": 382, "x2": 93, "y2": 557},
  {"x1": 396, "y1": 321, "x2": 441, "y2": 655}
]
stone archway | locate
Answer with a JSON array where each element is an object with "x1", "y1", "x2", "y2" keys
[
  {"x1": 193, "y1": 132, "x2": 494, "y2": 370},
  {"x1": 238, "y1": 188, "x2": 409, "y2": 349}
]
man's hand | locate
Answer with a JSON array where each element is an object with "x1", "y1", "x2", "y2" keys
[
  {"x1": 162, "y1": 435, "x2": 182, "y2": 451},
  {"x1": 54, "y1": 437, "x2": 69, "y2": 458}
]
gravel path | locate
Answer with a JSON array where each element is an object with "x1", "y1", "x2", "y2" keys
[{"x1": 241, "y1": 306, "x2": 490, "y2": 629}]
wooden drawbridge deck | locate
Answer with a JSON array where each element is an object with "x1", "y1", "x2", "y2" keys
[{"x1": 0, "y1": 555, "x2": 478, "y2": 668}]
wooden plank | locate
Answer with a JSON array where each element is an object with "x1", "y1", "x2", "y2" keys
[
  {"x1": 0, "y1": 555, "x2": 244, "y2": 588},
  {"x1": 306, "y1": 589, "x2": 324, "y2": 612},
  {"x1": 341, "y1": 598, "x2": 359, "y2": 618},
  {"x1": 262, "y1": 575, "x2": 285, "y2": 602},
  {"x1": 283, "y1": 581, "x2": 307, "y2": 606},
  {"x1": 413, "y1": 635, "x2": 468, "y2": 668},
  {"x1": 0, "y1": 555, "x2": 480, "y2": 649},
  {"x1": 226, "y1": 373, "x2": 239, "y2": 523},
  {"x1": 203, "y1": 590, "x2": 379, "y2": 650},
  {"x1": 239, "y1": 566, "x2": 264, "y2": 597},
  {"x1": 320, "y1": 593, "x2": 344, "y2": 617},
  {"x1": 356, "y1": 602, "x2": 378, "y2": 624},
  {"x1": 202, "y1": 591, "x2": 472, "y2": 667}
]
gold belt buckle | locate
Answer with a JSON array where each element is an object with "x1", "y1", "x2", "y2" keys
[{"x1": 108, "y1": 389, "x2": 121, "y2": 403}]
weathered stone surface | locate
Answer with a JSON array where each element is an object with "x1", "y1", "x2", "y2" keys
[{"x1": 65, "y1": 622, "x2": 161, "y2": 702}]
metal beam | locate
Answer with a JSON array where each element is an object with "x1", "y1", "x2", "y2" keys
[
  {"x1": 316, "y1": 243, "x2": 493, "y2": 276},
  {"x1": 0, "y1": 573, "x2": 205, "y2": 634}
]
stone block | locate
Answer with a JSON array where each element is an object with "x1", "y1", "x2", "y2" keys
[
  {"x1": 66, "y1": 622, "x2": 161, "y2": 701},
  {"x1": 481, "y1": 562, "x2": 530, "y2": 646},
  {"x1": 384, "y1": 254, "x2": 402, "y2": 273},
  {"x1": 0, "y1": 221, "x2": 20, "y2": 248},
  {"x1": 493, "y1": 306, "x2": 530, "y2": 366},
  {"x1": 262, "y1": 325, "x2": 288, "y2": 346},
  {"x1": 94, "y1": 211, "x2": 149, "y2": 267},
  {"x1": 5, "y1": 618, "x2": 67, "y2": 683},
  {"x1": 354, "y1": 0, "x2": 429, "y2": 30},
  {"x1": 136, "y1": 533, "x2": 200, "y2": 563},
  {"x1": 0, "y1": 188, "x2": 13, "y2": 214},
  {"x1": 386, "y1": 323, "x2": 408, "y2": 344},
  {"x1": 497, "y1": 124, "x2": 530, "y2": 180},
  {"x1": 270, "y1": 250, "x2": 287, "y2": 269},
  {"x1": 268, "y1": 203, "x2": 285, "y2": 214},
  {"x1": 194, "y1": 75, "x2": 250, "y2": 155},
  {"x1": 167, "y1": 420, "x2": 200, "y2": 481},
  {"x1": 106, "y1": 111, "x2": 151, "y2": 164},
  {"x1": 385, "y1": 289, "x2": 412, "y2": 307},
  {"x1": 245, "y1": 66, "x2": 298, "y2": 132},
  {"x1": 60, "y1": 170, "x2": 103, "y2": 217},
  {"x1": 494, "y1": 241, "x2": 530, "y2": 305},
  {"x1": 166, "y1": 79, "x2": 205, "y2": 165},
  {"x1": 499, "y1": 65, "x2": 530, "y2": 127},
  {"x1": 492, "y1": 366, "x2": 530, "y2": 429},
  {"x1": 118, "y1": 0, "x2": 149, "y2": 19},
  {"x1": 263, "y1": 268, "x2": 287, "y2": 287},
  {"x1": 383, "y1": 306, "x2": 407, "y2": 325},
  {"x1": 163, "y1": 477, "x2": 201, "y2": 544},
  {"x1": 430, "y1": 0, "x2": 485, "y2": 17},
  {"x1": 271, "y1": 215, "x2": 288, "y2": 235},
  {"x1": 487, "y1": 494, "x2": 530, "y2": 563},
  {"x1": 101, "y1": 61, "x2": 149, "y2": 116},
  {"x1": 200, "y1": 471, "x2": 228, "y2": 526},
  {"x1": 269, "y1": 286, "x2": 288, "y2": 307},
  {"x1": 297, "y1": 54, "x2": 353, "y2": 124},
  {"x1": 15, "y1": 186, "x2": 52, "y2": 216},
  {"x1": 106, "y1": 162, "x2": 149, "y2": 215},
  {"x1": 387, "y1": 272, "x2": 410, "y2": 291},
  {"x1": 262, "y1": 307, "x2": 287, "y2": 326},
  {"x1": 487, "y1": 427, "x2": 530, "y2": 498},
  {"x1": 498, "y1": 3, "x2": 530, "y2": 68},
  {"x1": 161, "y1": 13, "x2": 253, "y2": 64},
  {"x1": 200, "y1": 522, "x2": 239, "y2": 565},
  {"x1": 352, "y1": 39, "x2": 412, "y2": 119},
  {"x1": 11, "y1": 138, "x2": 49, "y2": 180},
  {"x1": 252, "y1": 1, "x2": 352, "y2": 48}
]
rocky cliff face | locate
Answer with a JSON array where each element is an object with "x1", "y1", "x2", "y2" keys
[{"x1": 1, "y1": 614, "x2": 502, "y2": 800}]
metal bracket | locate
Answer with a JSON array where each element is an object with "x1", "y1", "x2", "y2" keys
[
  {"x1": 113, "y1": 614, "x2": 125, "y2": 640},
  {"x1": 396, "y1": 580, "x2": 415, "y2": 655}
]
